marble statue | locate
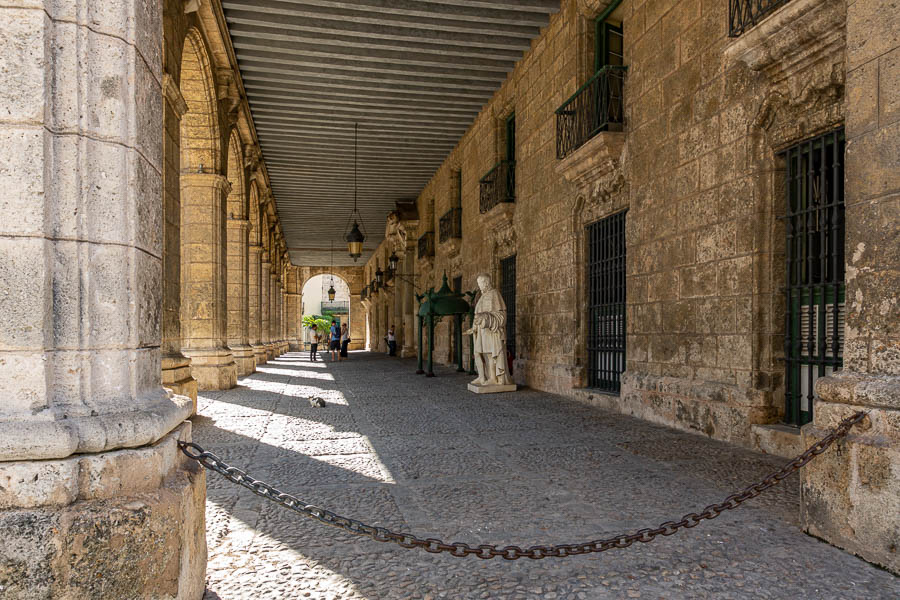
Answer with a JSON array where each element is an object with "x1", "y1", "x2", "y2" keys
[{"x1": 465, "y1": 273, "x2": 516, "y2": 393}]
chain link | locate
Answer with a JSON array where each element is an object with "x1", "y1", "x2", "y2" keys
[{"x1": 179, "y1": 410, "x2": 867, "y2": 560}]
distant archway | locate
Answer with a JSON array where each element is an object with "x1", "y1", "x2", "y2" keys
[{"x1": 301, "y1": 274, "x2": 351, "y2": 349}]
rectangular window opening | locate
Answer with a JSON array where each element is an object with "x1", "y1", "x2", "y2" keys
[
  {"x1": 781, "y1": 127, "x2": 845, "y2": 426},
  {"x1": 587, "y1": 211, "x2": 626, "y2": 393}
]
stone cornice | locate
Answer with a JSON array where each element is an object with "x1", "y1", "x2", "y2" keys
[
  {"x1": 162, "y1": 72, "x2": 188, "y2": 118},
  {"x1": 723, "y1": 0, "x2": 845, "y2": 79}
]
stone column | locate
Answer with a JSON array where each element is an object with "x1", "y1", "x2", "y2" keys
[
  {"x1": 0, "y1": 2, "x2": 205, "y2": 596},
  {"x1": 161, "y1": 74, "x2": 198, "y2": 407},
  {"x1": 226, "y1": 217, "x2": 255, "y2": 376},
  {"x1": 249, "y1": 243, "x2": 266, "y2": 364},
  {"x1": 802, "y1": 3, "x2": 900, "y2": 575},
  {"x1": 285, "y1": 267, "x2": 300, "y2": 350},
  {"x1": 260, "y1": 255, "x2": 272, "y2": 360},
  {"x1": 180, "y1": 172, "x2": 237, "y2": 390},
  {"x1": 400, "y1": 247, "x2": 417, "y2": 357},
  {"x1": 268, "y1": 271, "x2": 278, "y2": 357}
]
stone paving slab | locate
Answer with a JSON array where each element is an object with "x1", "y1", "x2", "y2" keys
[{"x1": 194, "y1": 352, "x2": 899, "y2": 599}]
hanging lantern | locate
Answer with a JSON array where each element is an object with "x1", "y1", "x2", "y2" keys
[
  {"x1": 327, "y1": 284, "x2": 336, "y2": 302},
  {"x1": 346, "y1": 221, "x2": 364, "y2": 261},
  {"x1": 375, "y1": 267, "x2": 384, "y2": 288},
  {"x1": 343, "y1": 123, "x2": 366, "y2": 262},
  {"x1": 388, "y1": 252, "x2": 399, "y2": 273}
]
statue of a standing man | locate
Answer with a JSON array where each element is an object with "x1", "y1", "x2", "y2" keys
[{"x1": 464, "y1": 273, "x2": 516, "y2": 393}]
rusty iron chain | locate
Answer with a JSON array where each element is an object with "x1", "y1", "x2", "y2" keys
[{"x1": 178, "y1": 411, "x2": 867, "y2": 560}]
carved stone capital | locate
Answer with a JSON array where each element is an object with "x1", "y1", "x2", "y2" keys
[{"x1": 162, "y1": 72, "x2": 188, "y2": 118}]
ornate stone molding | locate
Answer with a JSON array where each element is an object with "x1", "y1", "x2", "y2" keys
[
  {"x1": 724, "y1": 0, "x2": 845, "y2": 80},
  {"x1": 554, "y1": 131, "x2": 625, "y2": 203},
  {"x1": 162, "y1": 72, "x2": 188, "y2": 118}
]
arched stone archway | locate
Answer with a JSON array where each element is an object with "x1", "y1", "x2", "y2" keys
[
  {"x1": 298, "y1": 266, "x2": 366, "y2": 351},
  {"x1": 179, "y1": 28, "x2": 237, "y2": 390}
]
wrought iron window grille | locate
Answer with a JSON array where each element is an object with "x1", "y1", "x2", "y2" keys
[
  {"x1": 728, "y1": 0, "x2": 791, "y2": 37},
  {"x1": 417, "y1": 231, "x2": 435, "y2": 260},
  {"x1": 586, "y1": 211, "x2": 626, "y2": 393},
  {"x1": 500, "y1": 255, "x2": 517, "y2": 359},
  {"x1": 779, "y1": 127, "x2": 845, "y2": 427},
  {"x1": 555, "y1": 65, "x2": 627, "y2": 160},
  {"x1": 439, "y1": 207, "x2": 462, "y2": 243},
  {"x1": 479, "y1": 160, "x2": 515, "y2": 214}
]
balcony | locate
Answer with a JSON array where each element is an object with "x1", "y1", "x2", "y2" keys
[
  {"x1": 728, "y1": 0, "x2": 790, "y2": 37},
  {"x1": 417, "y1": 231, "x2": 435, "y2": 261},
  {"x1": 321, "y1": 300, "x2": 349, "y2": 314},
  {"x1": 479, "y1": 160, "x2": 515, "y2": 214},
  {"x1": 555, "y1": 65, "x2": 626, "y2": 160},
  {"x1": 438, "y1": 207, "x2": 462, "y2": 243}
]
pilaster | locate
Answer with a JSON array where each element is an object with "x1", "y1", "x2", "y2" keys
[{"x1": 249, "y1": 244, "x2": 266, "y2": 364}]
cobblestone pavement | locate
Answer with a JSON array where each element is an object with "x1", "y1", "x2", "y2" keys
[{"x1": 194, "y1": 352, "x2": 899, "y2": 599}]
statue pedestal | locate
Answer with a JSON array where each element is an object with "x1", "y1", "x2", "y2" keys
[{"x1": 468, "y1": 383, "x2": 517, "y2": 394}]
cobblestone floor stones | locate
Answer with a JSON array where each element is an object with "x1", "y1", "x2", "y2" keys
[{"x1": 195, "y1": 352, "x2": 899, "y2": 599}]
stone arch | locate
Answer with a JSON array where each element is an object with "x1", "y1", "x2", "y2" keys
[
  {"x1": 300, "y1": 272, "x2": 353, "y2": 347},
  {"x1": 180, "y1": 28, "x2": 220, "y2": 173},
  {"x1": 226, "y1": 130, "x2": 246, "y2": 219}
]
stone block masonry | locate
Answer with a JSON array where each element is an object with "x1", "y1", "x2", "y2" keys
[{"x1": 362, "y1": 0, "x2": 899, "y2": 573}]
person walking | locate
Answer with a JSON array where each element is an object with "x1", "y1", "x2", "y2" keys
[
  {"x1": 387, "y1": 325, "x2": 397, "y2": 357},
  {"x1": 339, "y1": 322, "x2": 350, "y2": 360},
  {"x1": 329, "y1": 320, "x2": 340, "y2": 361},
  {"x1": 309, "y1": 324, "x2": 321, "y2": 362}
]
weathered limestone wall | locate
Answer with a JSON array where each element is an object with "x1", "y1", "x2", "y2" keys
[
  {"x1": 0, "y1": 0, "x2": 205, "y2": 595},
  {"x1": 361, "y1": 0, "x2": 897, "y2": 571},
  {"x1": 800, "y1": 0, "x2": 900, "y2": 574}
]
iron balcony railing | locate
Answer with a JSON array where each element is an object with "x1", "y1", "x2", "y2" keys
[
  {"x1": 479, "y1": 160, "x2": 515, "y2": 214},
  {"x1": 555, "y1": 65, "x2": 627, "y2": 160},
  {"x1": 728, "y1": 0, "x2": 790, "y2": 37},
  {"x1": 439, "y1": 207, "x2": 462, "y2": 243},
  {"x1": 417, "y1": 231, "x2": 435, "y2": 260}
]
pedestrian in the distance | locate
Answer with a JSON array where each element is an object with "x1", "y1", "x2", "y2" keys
[
  {"x1": 340, "y1": 322, "x2": 350, "y2": 360},
  {"x1": 309, "y1": 324, "x2": 320, "y2": 362},
  {"x1": 329, "y1": 320, "x2": 340, "y2": 361},
  {"x1": 387, "y1": 324, "x2": 397, "y2": 357}
]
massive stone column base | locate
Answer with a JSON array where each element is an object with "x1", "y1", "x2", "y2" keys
[
  {"x1": 0, "y1": 423, "x2": 206, "y2": 599},
  {"x1": 229, "y1": 345, "x2": 257, "y2": 377},
  {"x1": 162, "y1": 355, "x2": 199, "y2": 415},
  {"x1": 400, "y1": 346, "x2": 416, "y2": 358},
  {"x1": 265, "y1": 344, "x2": 276, "y2": 360},
  {"x1": 288, "y1": 338, "x2": 302, "y2": 352},
  {"x1": 801, "y1": 373, "x2": 900, "y2": 575},
  {"x1": 252, "y1": 344, "x2": 267, "y2": 365},
  {"x1": 183, "y1": 348, "x2": 238, "y2": 391}
]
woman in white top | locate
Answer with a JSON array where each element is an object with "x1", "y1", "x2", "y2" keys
[
  {"x1": 387, "y1": 325, "x2": 397, "y2": 357},
  {"x1": 339, "y1": 323, "x2": 350, "y2": 360}
]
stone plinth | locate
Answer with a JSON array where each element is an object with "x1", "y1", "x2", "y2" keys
[
  {"x1": 162, "y1": 354, "x2": 199, "y2": 415},
  {"x1": 0, "y1": 423, "x2": 206, "y2": 598},
  {"x1": 468, "y1": 383, "x2": 517, "y2": 394},
  {"x1": 230, "y1": 345, "x2": 256, "y2": 378},
  {"x1": 183, "y1": 348, "x2": 237, "y2": 391},
  {"x1": 801, "y1": 373, "x2": 900, "y2": 574}
]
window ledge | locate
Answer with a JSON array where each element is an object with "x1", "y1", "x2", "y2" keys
[
  {"x1": 724, "y1": 0, "x2": 844, "y2": 75},
  {"x1": 441, "y1": 237, "x2": 462, "y2": 258},
  {"x1": 555, "y1": 131, "x2": 625, "y2": 194}
]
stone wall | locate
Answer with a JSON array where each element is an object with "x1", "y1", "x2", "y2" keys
[{"x1": 361, "y1": 0, "x2": 898, "y2": 571}]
